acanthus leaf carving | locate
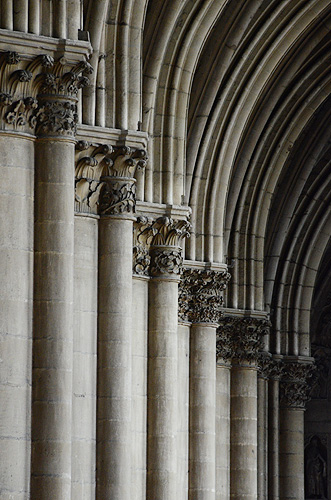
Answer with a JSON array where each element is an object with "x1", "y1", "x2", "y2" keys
[
  {"x1": 217, "y1": 316, "x2": 271, "y2": 364},
  {"x1": 133, "y1": 216, "x2": 154, "y2": 276},
  {"x1": 178, "y1": 268, "x2": 231, "y2": 324},
  {"x1": 0, "y1": 51, "x2": 92, "y2": 135},
  {"x1": 148, "y1": 217, "x2": 191, "y2": 277},
  {"x1": 35, "y1": 98, "x2": 78, "y2": 137},
  {"x1": 150, "y1": 247, "x2": 183, "y2": 277},
  {"x1": 74, "y1": 143, "x2": 148, "y2": 215},
  {"x1": 280, "y1": 361, "x2": 317, "y2": 409}
]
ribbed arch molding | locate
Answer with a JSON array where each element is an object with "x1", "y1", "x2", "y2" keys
[{"x1": 186, "y1": 0, "x2": 331, "y2": 263}]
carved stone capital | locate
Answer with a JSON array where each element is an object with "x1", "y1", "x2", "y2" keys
[
  {"x1": 0, "y1": 51, "x2": 92, "y2": 135},
  {"x1": 280, "y1": 361, "x2": 317, "y2": 409},
  {"x1": 217, "y1": 316, "x2": 271, "y2": 364},
  {"x1": 75, "y1": 142, "x2": 148, "y2": 215},
  {"x1": 178, "y1": 268, "x2": 231, "y2": 324},
  {"x1": 133, "y1": 216, "x2": 154, "y2": 276},
  {"x1": 256, "y1": 353, "x2": 284, "y2": 379},
  {"x1": 35, "y1": 97, "x2": 78, "y2": 137},
  {"x1": 150, "y1": 246, "x2": 183, "y2": 277}
]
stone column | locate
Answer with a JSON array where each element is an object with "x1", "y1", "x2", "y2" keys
[
  {"x1": 96, "y1": 147, "x2": 147, "y2": 500},
  {"x1": 71, "y1": 213, "x2": 98, "y2": 500},
  {"x1": 279, "y1": 359, "x2": 316, "y2": 500},
  {"x1": 257, "y1": 354, "x2": 273, "y2": 500},
  {"x1": 132, "y1": 217, "x2": 151, "y2": 500},
  {"x1": 0, "y1": 52, "x2": 35, "y2": 500},
  {"x1": 219, "y1": 316, "x2": 271, "y2": 500},
  {"x1": 179, "y1": 268, "x2": 230, "y2": 500},
  {"x1": 147, "y1": 217, "x2": 190, "y2": 500},
  {"x1": 268, "y1": 357, "x2": 283, "y2": 500},
  {"x1": 215, "y1": 355, "x2": 231, "y2": 500},
  {"x1": 31, "y1": 59, "x2": 92, "y2": 499}
]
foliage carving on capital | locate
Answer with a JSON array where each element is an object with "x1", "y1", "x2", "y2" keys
[
  {"x1": 256, "y1": 353, "x2": 284, "y2": 379},
  {"x1": 74, "y1": 142, "x2": 148, "y2": 215},
  {"x1": 217, "y1": 316, "x2": 271, "y2": 364},
  {"x1": 178, "y1": 268, "x2": 231, "y2": 323},
  {"x1": 149, "y1": 217, "x2": 191, "y2": 277},
  {"x1": 0, "y1": 51, "x2": 92, "y2": 135},
  {"x1": 133, "y1": 216, "x2": 154, "y2": 276},
  {"x1": 280, "y1": 361, "x2": 317, "y2": 409}
]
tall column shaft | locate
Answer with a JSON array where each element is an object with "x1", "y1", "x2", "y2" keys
[
  {"x1": 278, "y1": 359, "x2": 315, "y2": 500},
  {"x1": 216, "y1": 362, "x2": 231, "y2": 500},
  {"x1": 279, "y1": 408, "x2": 305, "y2": 500},
  {"x1": 231, "y1": 364, "x2": 258, "y2": 500},
  {"x1": 189, "y1": 324, "x2": 216, "y2": 500},
  {"x1": 147, "y1": 275, "x2": 179, "y2": 499},
  {"x1": 219, "y1": 315, "x2": 270, "y2": 500},
  {"x1": 97, "y1": 215, "x2": 133, "y2": 499},
  {"x1": 32, "y1": 138, "x2": 75, "y2": 499},
  {"x1": 72, "y1": 215, "x2": 98, "y2": 499},
  {"x1": 0, "y1": 134, "x2": 34, "y2": 500},
  {"x1": 257, "y1": 376, "x2": 268, "y2": 500},
  {"x1": 177, "y1": 322, "x2": 190, "y2": 500},
  {"x1": 179, "y1": 267, "x2": 229, "y2": 500},
  {"x1": 268, "y1": 378, "x2": 280, "y2": 500},
  {"x1": 131, "y1": 275, "x2": 149, "y2": 500}
]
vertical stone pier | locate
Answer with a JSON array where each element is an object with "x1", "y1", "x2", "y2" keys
[
  {"x1": 257, "y1": 354, "x2": 272, "y2": 500},
  {"x1": 268, "y1": 357, "x2": 283, "y2": 500},
  {"x1": 219, "y1": 315, "x2": 270, "y2": 500},
  {"x1": 96, "y1": 147, "x2": 147, "y2": 500},
  {"x1": 132, "y1": 217, "x2": 151, "y2": 500},
  {"x1": 31, "y1": 59, "x2": 92, "y2": 500},
  {"x1": 147, "y1": 218, "x2": 190, "y2": 500},
  {"x1": 279, "y1": 359, "x2": 315, "y2": 500},
  {"x1": 0, "y1": 50, "x2": 35, "y2": 498},
  {"x1": 179, "y1": 267, "x2": 230, "y2": 500}
]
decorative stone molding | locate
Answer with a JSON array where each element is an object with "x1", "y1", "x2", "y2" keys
[
  {"x1": 279, "y1": 361, "x2": 317, "y2": 409},
  {"x1": 133, "y1": 216, "x2": 154, "y2": 276},
  {"x1": 75, "y1": 142, "x2": 148, "y2": 215},
  {"x1": 0, "y1": 51, "x2": 92, "y2": 135},
  {"x1": 216, "y1": 316, "x2": 271, "y2": 364},
  {"x1": 132, "y1": 217, "x2": 191, "y2": 277},
  {"x1": 257, "y1": 352, "x2": 273, "y2": 379},
  {"x1": 178, "y1": 268, "x2": 231, "y2": 324},
  {"x1": 149, "y1": 217, "x2": 191, "y2": 278}
]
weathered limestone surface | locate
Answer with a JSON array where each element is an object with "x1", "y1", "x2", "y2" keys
[
  {"x1": 97, "y1": 215, "x2": 133, "y2": 500},
  {"x1": 216, "y1": 361, "x2": 231, "y2": 500},
  {"x1": 0, "y1": 134, "x2": 34, "y2": 500},
  {"x1": 177, "y1": 322, "x2": 190, "y2": 500},
  {"x1": 31, "y1": 138, "x2": 75, "y2": 499},
  {"x1": 131, "y1": 276, "x2": 148, "y2": 500},
  {"x1": 72, "y1": 215, "x2": 98, "y2": 500},
  {"x1": 190, "y1": 324, "x2": 216, "y2": 500}
]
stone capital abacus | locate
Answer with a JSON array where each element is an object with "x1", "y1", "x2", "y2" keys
[
  {"x1": 216, "y1": 316, "x2": 271, "y2": 365},
  {"x1": 279, "y1": 360, "x2": 317, "y2": 410},
  {"x1": 178, "y1": 268, "x2": 231, "y2": 324}
]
